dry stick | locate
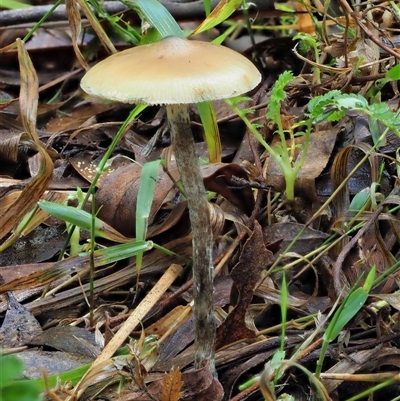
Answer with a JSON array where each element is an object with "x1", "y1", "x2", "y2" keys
[
  {"x1": 69, "y1": 263, "x2": 182, "y2": 399},
  {"x1": 320, "y1": 372, "x2": 400, "y2": 381},
  {"x1": 352, "y1": 15, "x2": 400, "y2": 61}
]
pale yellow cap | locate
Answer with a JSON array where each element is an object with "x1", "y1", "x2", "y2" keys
[{"x1": 81, "y1": 36, "x2": 261, "y2": 105}]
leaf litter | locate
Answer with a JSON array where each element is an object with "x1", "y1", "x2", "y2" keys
[{"x1": 0, "y1": 1, "x2": 400, "y2": 400}]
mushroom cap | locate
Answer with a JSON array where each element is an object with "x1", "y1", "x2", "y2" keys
[{"x1": 81, "y1": 36, "x2": 261, "y2": 105}]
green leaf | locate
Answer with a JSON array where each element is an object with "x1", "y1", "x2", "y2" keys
[
  {"x1": 349, "y1": 187, "x2": 370, "y2": 211},
  {"x1": 81, "y1": 241, "x2": 153, "y2": 263},
  {"x1": 0, "y1": 355, "x2": 24, "y2": 387},
  {"x1": 197, "y1": 101, "x2": 221, "y2": 163},
  {"x1": 386, "y1": 64, "x2": 400, "y2": 80},
  {"x1": 190, "y1": 0, "x2": 242, "y2": 36},
  {"x1": 325, "y1": 279, "x2": 372, "y2": 342},
  {"x1": 203, "y1": 0, "x2": 211, "y2": 16},
  {"x1": 363, "y1": 266, "x2": 376, "y2": 292},
  {"x1": 38, "y1": 200, "x2": 120, "y2": 240},
  {"x1": 1, "y1": 382, "x2": 42, "y2": 401},
  {"x1": 0, "y1": 355, "x2": 42, "y2": 401},
  {"x1": 369, "y1": 103, "x2": 400, "y2": 127},
  {"x1": 136, "y1": 160, "x2": 161, "y2": 242},
  {"x1": 136, "y1": 159, "x2": 162, "y2": 271},
  {"x1": 328, "y1": 288, "x2": 367, "y2": 341},
  {"x1": 293, "y1": 32, "x2": 319, "y2": 55},
  {"x1": 266, "y1": 71, "x2": 294, "y2": 125},
  {"x1": 308, "y1": 92, "x2": 367, "y2": 123},
  {"x1": 307, "y1": 90, "x2": 342, "y2": 117},
  {"x1": 120, "y1": 0, "x2": 184, "y2": 39},
  {"x1": 335, "y1": 94, "x2": 368, "y2": 109},
  {"x1": 0, "y1": 0, "x2": 30, "y2": 9}
]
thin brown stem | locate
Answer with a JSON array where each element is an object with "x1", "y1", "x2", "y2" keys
[{"x1": 167, "y1": 104, "x2": 216, "y2": 375}]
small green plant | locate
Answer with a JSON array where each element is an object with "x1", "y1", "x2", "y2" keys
[
  {"x1": 227, "y1": 70, "x2": 313, "y2": 202},
  {"x1": 0, "y1": 354, "x2": 42, "y2": 401},
  {"x1": 307, "y1": 90, "x2": 400, "y2": 146},
  {"x1": 294, "y1": 32, "x2": 322, "y2": 84},
  {"x1": 230, "y1": 71, "x2": 399, "y2": 203},
  {"x1": 367, "y1": 64, "x2": 400, "y2": 101},
  {"x1": 315, "y1": 267, "x2": 376, "y2": 378}
]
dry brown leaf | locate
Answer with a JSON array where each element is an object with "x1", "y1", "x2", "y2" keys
[
  {"x1": 30, "y1": 325, "x2": 100, "y2": 357},
  {"x1": 203, "y1": 163, "x2": 255, "y2": 215},
  {"x1": 0, "y1": 130, "x2": 31, "y2": 162},
  {"x1": 70, "y1": 153, "x2": 130, "y2": 188},
  {"x1": 321, "y1": 347, "x2": 385, "y2": 393},
  {"x1": 65, "y1": 0, "x2": 89, "y2": 70},
  {"x1": 0, "y1": 40, "x2": 53, "y2": 241},
  {"x1": 148, "y1": 362, "x2": 223, "y2": 401},
  {"x1": 159, "y1": 367, "x2": 184, "y2": 401},
  {"x1": 76, "y1": 0, "x2": 117, "y2": 54},
  {"x1": 96, "y1": 162, "x2": 179, "y2": 237},
  {"x1": 0, "y1": 292, "x2": 42, "y2": 348},
  {"x1": 263, "y1": 222, "x2": 329, "y2": 262},
  {"x1": 216, "y1": 221, "x2": 273, "y2": 349}
]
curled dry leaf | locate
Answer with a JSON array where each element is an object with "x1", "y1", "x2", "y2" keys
[
  {"x1": 330, "y1": 142, "x2": 380, "y2": 222},
  {"x1": 203, "y1": 163, "x2": 255, "y2": 215},
  {"x1": 64, "y1": 0, "x2": 89, "y2": 70},
  {"x1": 95, "y1": 163, "x2": 179, "y2": 237},
  {"x1": 0, "y1": 40, "x2": 53, "y2": 241}
]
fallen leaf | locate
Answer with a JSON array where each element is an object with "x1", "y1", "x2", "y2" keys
[
  {"x1": 30, "y1": 325, "x2": 101, "y2": 358},
  {"x1": 203, "y1": 163, "x2": 255, "y2": 215},
  {"x1": 148, "y1": 362, "x2": 224, "y2": 401},
  {"x1": 0, "y1": 292, "x2": 42, "y2": 348},
  {"x1": 216, "y1": 221, "x2": 273, "y2": 349},
  {"x1": 160, "y1": 367, "x2": 184, "y2": 401}
]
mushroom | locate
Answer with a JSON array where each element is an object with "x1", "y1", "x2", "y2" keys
[{"x1": 81, "y1": 36, "x2": 261, "y2": 374}]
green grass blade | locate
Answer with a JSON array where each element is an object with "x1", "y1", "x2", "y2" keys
[
  {"x1": 204, "y1": 0, "x2": 211, "y2": 16},
  {"x1": 316, "y1": 267, "x2": 375, "y2": 378},
  {"x1": 326, "y1": 267, "x2": 375, "y2": 343},
  {"x1": 120, "y1": 0, "x2": 184, "y2": 38},
  {"x1": 327, "y1": 288, "x2": 368, "y2": 342},
  {"x1": 190, "y1": 0, "x2": 242, "y2": 36},
  {"x1": 1, "y1": 0, "x2": 30, "y2": 9},
  {"x1": 135, "y1": 159, "x2": 162, "y2": 271},
  {"x1": 85, "y1": 241, "x2": 153, "y2": 264},
  {"x1": 38, "y1": 200, "x2": 125, "y2": 241},
  {"x1": 197, "y1": 101, "x2": 221, "y2": 163}
]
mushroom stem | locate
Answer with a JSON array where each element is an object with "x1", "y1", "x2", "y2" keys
[{"x1": 166, "y1": 104, "x2": 216, "y2": 374}]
